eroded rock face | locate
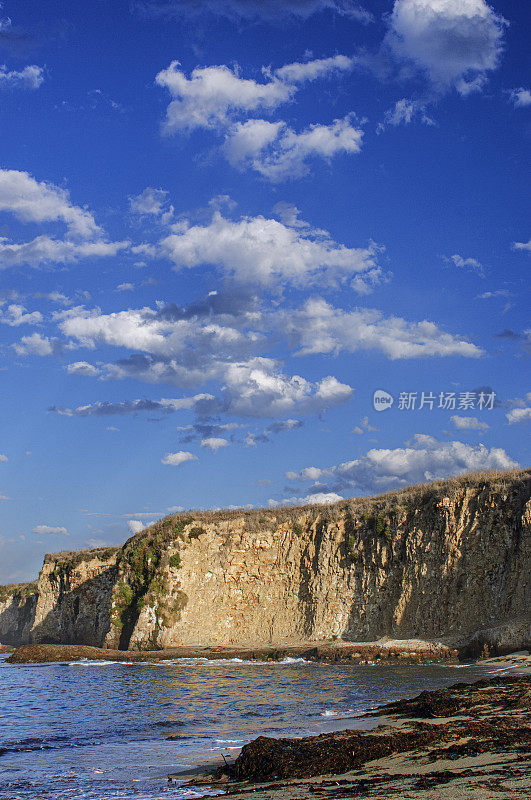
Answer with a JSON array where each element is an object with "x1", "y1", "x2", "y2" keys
[
  {"x1": 0, "y1": 585, "x2": 37, "y2": 645},
  {"x1": 1, "y1": 471, "x2": 530, "y2": 652}
]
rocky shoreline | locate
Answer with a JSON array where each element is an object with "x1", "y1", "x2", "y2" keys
[
  {"x1": 187, "y1": 674, "x2": 531, "y2": 799},
  {"x1": 6, "y1": 638, "x2": 459, "y2": 664}
]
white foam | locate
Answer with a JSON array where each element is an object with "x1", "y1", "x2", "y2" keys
[{"x1": 214, "y1": 739, "x2": 245, "y2": 743}]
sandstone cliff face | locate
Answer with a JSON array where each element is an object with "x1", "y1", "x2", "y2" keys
[
  {"x1": 0, "y1": 584, "x2": 37, "y2": 645},
  {"x1": 1, "y1": 471, "x2": 529, "y2": 655}
]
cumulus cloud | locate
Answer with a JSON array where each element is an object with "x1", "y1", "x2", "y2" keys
[
  {"x1": 282, "y1": 297, "x2": 482, "y2": 359},
  {"x1": 0, "y1": 303, "x2": 42, "y2": 326},
  {"x1": 127, "y1": 519, "x2": 155, "y2": 534},
  {"x1": 66, "y1": 361, "x2": 101, "y2": 377},
  {"x1": 509, "y1": 87, "x2": 531, "y2": 108},
  {"x1": 129, "y1": 187, "x2": 172, "y2": 217},
  {"x1": 155, "y1": 56, "x2": 361, "y2": 178},
  {"x1": 0, "y1": 236, "x2": 129, "y2": 269},
  {"x1": 135, "y1": 0, "x2": 373, "y2": 23},
  {"x1": 201, "y1": 436, "x2": 229, "y2": 451},
  {"x1": 32, "y1": 525, "x2": 69, "y2": 535},
  {"x1": 223, "y1": 114, "x2": 363, "y2": 180},
  {"x1": 161, "y1": 210, "x2": 382, "y2": 289},
  {"x1": 286, "y1": 434, "x2": 518, "y2": 495},
  {"x1": 506, "y1": 407, "x2": 531, "y2": 425},
  {"x1": 450, "y1": 415, "x2": 489, "y2": 431},
  {"x1": 57, "y1": 303, "x2": 260, "y2": 386},
  {"x1": 161, "y1": 450, "x2": 198, "y2": 466},
  {"x1": 156, "y1": 61, "x2": 295, "y2": 134},
  {"x1": 0, "y1": 453, "x2": 7, "y2": 462},
  {"x1": 268, "y1": 491, "x2": 343, "y2": 507},
  {"x1": 385, "y1": 0, "x2": 507, "y2": 94},
  {"x1": 0, "y1": 169, "x2": 101, "y2": 238},
  {"x1": 506, "y1": 393, "x2": 531, "y2": 425},
  {"x1": 219, "y1": 358, "x2": 353, "y2": 417},
  {"x1": 0, "y1": 169, "x2": 129, "y2": 269},
  {"x1": 0, "y1": 64, "x2": 44, "y2": 90},
  {"x1": 13, "y1": 332, "x2": 56, "y2": 356}
]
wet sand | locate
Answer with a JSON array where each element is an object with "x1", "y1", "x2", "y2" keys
[{"x1": 183, "y1": 674, "x2": 530, "y2": 799}]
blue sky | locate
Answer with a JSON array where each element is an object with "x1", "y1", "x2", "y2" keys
[{"x1": 0, "y1": 0, "x2": 529, "y2": 582}]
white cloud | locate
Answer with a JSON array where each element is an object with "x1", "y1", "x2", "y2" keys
[
  {"x1": 446, "y1": 253, "x2": 484, "y2": 276},
  {"x1": 506, "y1": 395, "x2": 531, "y2": 425},
  {"x1": 268, "y1": 491, "x2": 343, "y2": 507},
  {"x1": 201, "y1": 437, "x2": 229, "y2": 451},
  {"x1": 377, "y1": 98, "x2": 435, "y2": 131},
  {"x1": 476, "y1": 289, "x2": 513, "y2": 299},
  {"x1": 272, "y1": 202, "x2": 310, "y2": 229},
  {"x1": 156, "y1": 55, "x2": 354, "y2": 135},
  {"x1": 32, "y1": 525, "x2": 69, "y2": 535},
  {"x1": 127, "y1": 519, "x2": 155, "y2": 534},
  {"x1": 0, "y1": 169, "x2": 101, "y2": 238},
  {"x1": 0, "y1": 169, "x2": 129, "y2": 269},
  {"x1": 156, "y1": 61, "x2": 294, "y2": 134},
  {"x1": 161, "y1": 210, "x2": 382, "y2": 289},
  {"x1": 223, "y1": 115, "x2": 363, "y2": 181},
  {"x1": 136, "y1": 1, "x2": 373, "y2": 23},
  {"x1": 283, "y1": 297, "x2": 482, "y2": 359},
  {"x1": 0, "y1": 235, "x2": 129, "y2": 270},
  {"x1": 352, "y1": 416, "x2": 378, "y2": 434},
  {"x1": 116, "y1": 282, "x2": 134, "y2": 292},
  {"x1": 509, "y1": 87, "x2": 531, "y2": 108},
  {"x1": 161, "y1": 450, "x2": 198, "y2": 466},
  {"x1": 0, "y1": 454, "x2": 7, "y2": 463},
  {"x1": 51, "y1": 394, "x2": 211, "y2": 417},
  {"x1": 274, "y1": 54, "x2": 354, "y2": 83},
  {"x1": 66, "y1": 361, "x2": 101, "y2": 377},
  {"x1": 0, "y1": 64, "x2": 44, "y2": 90},
  {"x1": 13, "y1": 332, "x2": 55, "y2": 356},
  {"x1": 220, "y1": 358, "x2": 353, "y2": 417},
  {"x1": 450, "y1": 415, "x2": 489, "y2": 431},
  {"x1": 506, "y1": 407, "x2": 531, "y2": 425},
  {"x1": 0, "y1": 303, "x2": 42, "y2": 326},
  {"x1": 155, "y1": 57, "x2": 364, "y2": 178},
  {"x1": 129, "y1": 187, "x2": 170, "y2": 216},
  {"x1": 386, "y1": 0, "x2": 507, "y2": 94},
  {"x1": 512, "y1": 239, "x2": 531, "y2": 252},
  {"x1": 286, "y1": 434, "x2": 518, "y2": 494},
  {"x1": 58, "y1": 304, "x2": 258, "y2": 386}
]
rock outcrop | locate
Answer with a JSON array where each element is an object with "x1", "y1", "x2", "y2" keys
[{"x1": 1, "y1": 469, "x2": 529, "y2": 655}]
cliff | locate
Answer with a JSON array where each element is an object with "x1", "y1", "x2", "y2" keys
[{"x1": 1, "y1": 469, "x2": 530, "y2": 656}]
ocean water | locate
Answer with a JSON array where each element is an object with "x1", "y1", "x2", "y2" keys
[{"x1": 0, "y1": 654, "x2": 501, "y2": 799}]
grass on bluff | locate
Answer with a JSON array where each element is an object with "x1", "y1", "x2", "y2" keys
[
  {"x1": 15, "y1": 467, "x2": 529, "y2": 587},
  {"x1": 0, "y1": 581, "x2": 38, "y2": 603}
]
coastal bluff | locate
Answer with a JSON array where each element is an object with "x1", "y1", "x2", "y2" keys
[{"x1": 1, "y1": 469, "x2": 530, "y2": 657}]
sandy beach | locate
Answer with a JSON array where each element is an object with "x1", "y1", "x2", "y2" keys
[{"x1": 183, "y1": 669, "x2": 531, "y2": 799}]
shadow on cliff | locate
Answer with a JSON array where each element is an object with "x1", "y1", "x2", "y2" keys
[
  {"x1": 0, "y1": 592, "x2": 37, "y2": 646},
  {"x1": 29, "y1": 566, "x2": 118, "y2": 648},
  {"x1": 339, "y1": 480, "x2": 529, "y2": 647}
]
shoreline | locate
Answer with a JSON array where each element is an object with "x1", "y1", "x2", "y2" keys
[
  {"x1": 6, "y1": 642, "x2": 531, "y2": 669},
  {"x1": 184, "y1": 673, "x2": 531, "y2": 799},
  {"x1": 5, "y1": 639, "x2": 461, "y2": 665}
]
